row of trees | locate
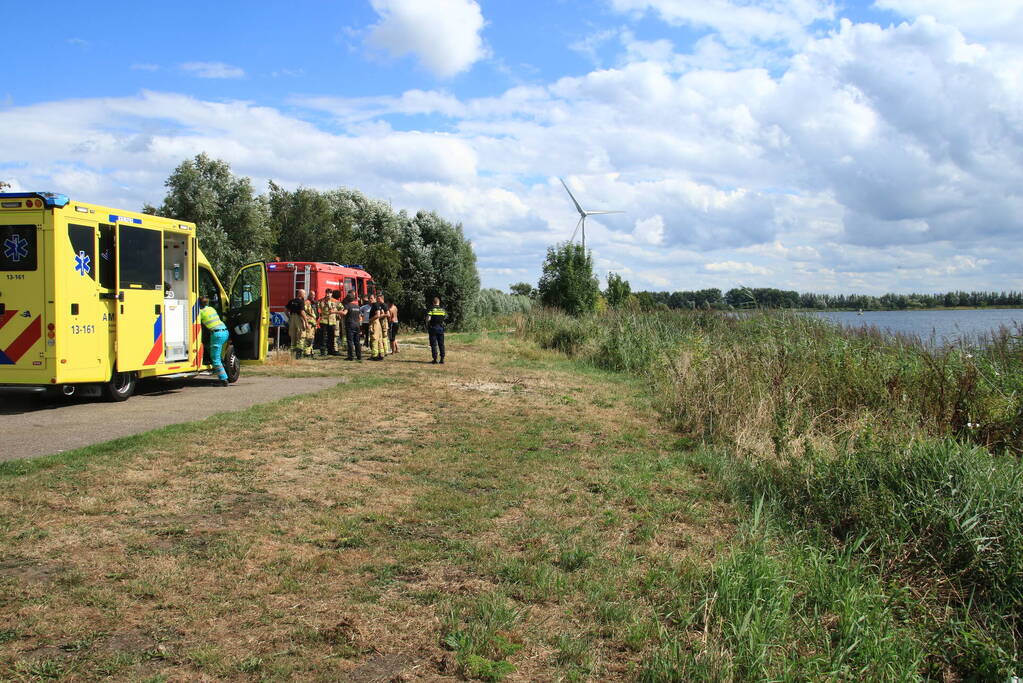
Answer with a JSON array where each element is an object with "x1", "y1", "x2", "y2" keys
[
  {"x1": 633, "y1": 288, "x2": 1023, "y2": 311},
  {"x1": 518, "y1": 245, "x2": 1021, "y2": 318},
  {"x1": 147, "y1": 154, "x2": 481, "y2": 327}
]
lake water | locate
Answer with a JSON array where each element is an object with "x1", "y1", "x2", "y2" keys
[{"x1": 805, "y1": 309, "x2": 1023, "y2": 346}]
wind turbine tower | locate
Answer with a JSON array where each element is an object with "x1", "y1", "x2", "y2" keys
[{"x1": 559, "y1": 178, "x2": 623, "y2": 252}]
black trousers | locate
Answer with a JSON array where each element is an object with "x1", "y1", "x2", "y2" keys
[
  {"x1": 361, "y1": 323, "x2": 370, "y2": 347},
  {"x1": 313, "y1": 326, "x2": 323, "y2": 350},
  {"x1": 321, "y1": 324, "x2": 337, "y2": 354},
  {"x1": 346, "y1": 327, "x2": 362, "y2": 359},
  {"x1": 429, "y1": 328, "x2": 445, "y2": 361}
]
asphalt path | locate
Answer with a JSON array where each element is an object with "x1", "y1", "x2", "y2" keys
[{"x1": 0, "y1": 375, "x2": 342, "y2": 462}]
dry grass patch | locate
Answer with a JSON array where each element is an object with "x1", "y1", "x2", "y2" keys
[{"x1": 0, "y1": 335, "x2": 735, "y2": 681}]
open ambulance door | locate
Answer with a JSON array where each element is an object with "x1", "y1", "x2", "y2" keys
[
  {"x1": 227, "y1": 261, "x2": 269, "y2": 362},
  {"x1": 115, "y1": 224, "x2": 165, "y2": 372}
]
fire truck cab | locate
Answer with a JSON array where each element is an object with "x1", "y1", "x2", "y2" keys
[
  {"x1": 267, "y1": 261, "x2": 375, "y2": 342},
  {"x1": 0, "y1": 191, "x2": 270, "y2": 401}
]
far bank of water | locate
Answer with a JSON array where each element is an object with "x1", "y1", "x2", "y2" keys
[{"x1": 805, "y1": 308, "x2": 1023, "y2": 345}]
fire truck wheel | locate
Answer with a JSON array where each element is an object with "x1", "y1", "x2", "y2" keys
[
  {"x1": 224, "y1": 345, "x2": 241, "y2": 384},
  {"x1": 102, "y1": 371, "x2": 137, "y2": 402}
]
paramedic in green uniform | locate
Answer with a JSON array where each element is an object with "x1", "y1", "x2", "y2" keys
[
  {"x1": 199, "y1": 296, "x2": 230, "y2": 386},
  {"x1": 425, "y1": 296, "x2": 446, "y2": 364}
]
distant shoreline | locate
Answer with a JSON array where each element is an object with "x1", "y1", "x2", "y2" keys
[{"x1": 795, "y1": 306, "x2": 1023, "y2": 313}]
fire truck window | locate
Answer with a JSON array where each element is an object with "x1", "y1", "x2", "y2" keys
[
  {"x1": 0, "y1": 225, "x2": 37, "y2": 271},
  {"x1": 198, "y1": 267, "x2": 222, "y2": 313},
  {"x1": 118, "y1": 226, "x2": 162, "y2": 289},
  {"x1": 345, "y1": 277, "x2": 355, "y2": 294},
  {"x1": 98, "y1": 224, "x2": 116, "y2": 289},
  {"x1": 68, "y1": 224, "x2": 96, "y2": 281}
]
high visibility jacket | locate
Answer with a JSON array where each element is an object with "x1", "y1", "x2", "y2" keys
[
  {"x1": 199, "y1": 306, "x2": 225, "y2": 330},
  {"x1": 427, "y1": 307, "x2": 446, "y2": 329}
]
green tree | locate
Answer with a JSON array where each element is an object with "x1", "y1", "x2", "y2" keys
[
  {"x1": 509, "y1": 282, "x2": 535, "y2": 298},
  {"x1": 402, "y1": 210, "x2": 480, "y2": 329},
  {"x1": 537, "y1": 242, "x2": 599, "y2": 316},
  {"x1": 149, "y1": 154, "x2": 273, "y2": 276},
  {"x1": 604, "y1": 272, "x2": 631, "y2": 309}
]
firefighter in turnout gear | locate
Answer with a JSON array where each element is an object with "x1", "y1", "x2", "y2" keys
[
  {"x1": 318, "y1": 289, "x2": 341, "y2": 356},
  {"x1": 199, "y1": 296, "x2": 230, "y2": 386},
  {"x1": 303, "y1": 291, "x2": 318, "y2": 357}
]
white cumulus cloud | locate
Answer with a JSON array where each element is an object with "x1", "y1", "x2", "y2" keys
[
  {"x1": 705, "y1": 261, "x2": 772, "y2": 275},
  {"x1": 367, "y1": 0, "x2": 486, "y2": 78},
  {"x1": 180, "y1": 62, "x2": 245, "y2": 79}
]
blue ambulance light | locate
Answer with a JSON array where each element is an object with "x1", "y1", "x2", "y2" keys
[{"x1": 0, "y1": 191, "x2": 71, "y2": 208}]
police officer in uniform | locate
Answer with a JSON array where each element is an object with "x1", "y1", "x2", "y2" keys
[
  {"x1": 198, "y1": 296, "x2": 230, "y2": 386},
  {"x1": 425, "y1": 296, "x2": 447, "y2": 364}
]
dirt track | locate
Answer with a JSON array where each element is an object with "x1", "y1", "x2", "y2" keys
[{"x1": 0, "y1": 375, "x2": 342, "y2": 462}]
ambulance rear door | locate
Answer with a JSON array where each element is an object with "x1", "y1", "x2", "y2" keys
[
  {"x1": 227, "y1": 261, "x2": 269, "y2": 362},
  {"x1": 115, "y1": 221, "x2": 165, "y2": 371},
  {"x1": 0, "y1": 208, "x2": 45, "y2": 378}
]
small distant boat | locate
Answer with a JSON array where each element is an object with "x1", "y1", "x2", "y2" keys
[{"x1": 857, "y1": 309, "x2": 864, "y2": 316}]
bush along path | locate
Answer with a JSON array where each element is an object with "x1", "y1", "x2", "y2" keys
[{"x1": 0, "y1": 333, "x2": 737, "y2": 681}]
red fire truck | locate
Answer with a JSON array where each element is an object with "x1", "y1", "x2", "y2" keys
[{"x1": 267, "y1": 261, "x2": 375, "y2": 346}]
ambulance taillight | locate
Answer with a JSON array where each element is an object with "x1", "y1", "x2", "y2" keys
[{"x1": 47, "y1": 323, "x2": 55, "y2": 340}]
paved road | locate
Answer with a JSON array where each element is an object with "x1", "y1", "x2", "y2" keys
[{"x1": 0, "y1": 375, "x2": 342, "y2": 462}]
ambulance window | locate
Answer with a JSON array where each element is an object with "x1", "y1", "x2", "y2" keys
[
  {"x1": 119, "y1": 226, "x2": 162, "y2": 289},
  {"x1": 68, "y1": 224, "x2": 96, "y2": 281},
  {"x1": 198, "y1": 267, "x2": 221, "y2": 312},
  {"x1": 98, "y1": 224, "x2": 116, "y2": 289},
  {"x1": 0, "y1": 225, "x2": 37, "y2": 271}
]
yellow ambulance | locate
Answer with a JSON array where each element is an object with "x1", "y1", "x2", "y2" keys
[{"x1": 0, "y1": 191, "x2": 269, "y2": 401}]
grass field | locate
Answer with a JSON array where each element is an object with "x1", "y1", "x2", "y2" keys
[
  {"x1": 0, "y1": 333, "x2": 735, "y2": 681},
  {"x1": 3, "y1": 323, "x2": 1019, "y2": 681}
]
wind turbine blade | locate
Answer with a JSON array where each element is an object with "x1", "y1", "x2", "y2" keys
[
  {"x1": 559, "y1": 177, "x2": 586, "y2": 217},
  {"x1": 569, "y1": 216, "x2": 582, "y2": 243},
  {"x1": 583, "y1": 210, "x2": 624, "y2": 216}
]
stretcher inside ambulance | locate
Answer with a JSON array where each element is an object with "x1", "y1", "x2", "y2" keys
[{"x1": 0, "y1": 191, "x2": 269, "y2": 401}]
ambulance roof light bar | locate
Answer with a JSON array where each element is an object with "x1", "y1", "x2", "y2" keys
[{"x1": 0, "y1": 191, "x2": 71, "y2": 208}]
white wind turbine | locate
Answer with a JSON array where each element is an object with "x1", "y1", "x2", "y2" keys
[{"x1": 559, "y1": 177, "x2": 623, "y2": 251}]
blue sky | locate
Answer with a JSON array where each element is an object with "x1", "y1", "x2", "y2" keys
[{"x1": 3, "y1": 0, "x2": 1022, "y2": 294}]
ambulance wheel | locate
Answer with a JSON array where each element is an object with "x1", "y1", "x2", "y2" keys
[
  {"x1": 224, "y1": 346, "x2": 241, "y2": 384},
  {"x1": 102, "y1": 371, "x2": 137, "y2": 402}
]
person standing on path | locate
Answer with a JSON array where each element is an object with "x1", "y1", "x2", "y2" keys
[
  {"x1": 388, "y1": 296, "x2": 400, "y2": 355},
  {"x1": 318, "y1": 289, "x2": 340, "y2": 356},
  {"x1": 303, "y1": 290, "x2": 318, "y2": 358},
  {"x1": 425, "y1": 296, "x2": 447, "y2": 364},
  {"x1": 287, "y1": 289, "x2": 308, "y2": 359},
  {"x1": 199, "y1": 296, "x2": 230, "y2": 386},
  {"x1": 360, "y1": 296, "x2": 372, "y2": 348},
  {"x1": 368, "y1": 294, "x2": 388, "y2": 361},
  {"x1": 343, "y1": 294, "x2": 363, "y2": 361}
]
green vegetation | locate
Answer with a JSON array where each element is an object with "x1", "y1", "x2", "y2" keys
[
  {"x1": 523, "y1": 307, "x2": 1023, "y2": 678},
  {"x1": 3, "y1": 319, "x2": 1021, "y2": 679},
  {"x1": 632, "y1": 286, "x2": 1023, "y2": 311},
  {"x1": 604, "y1": 272, "x2": 632, "y2": 309},
  {"x1": 147, "y1": 153, "x2": 481, "y2": 327},
  {"x1": 474, "y1": 288, "x2": 532, "y2": 320},
  {"x1": 538, "y1": 242, "x2": 599, "y2": 316}
]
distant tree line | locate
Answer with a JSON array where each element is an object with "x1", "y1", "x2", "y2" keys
[
  {"x1": 631, "y1": 287, "x2": 1023, "y2": 311},
  {"x1": 146, "y1": 154, "x2": 481, "y2": 328}
]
